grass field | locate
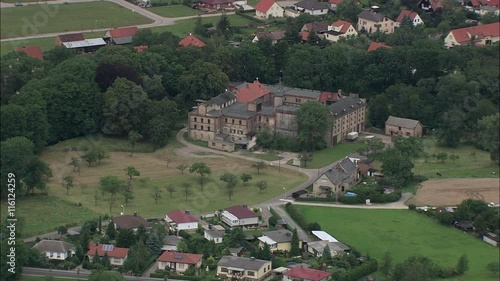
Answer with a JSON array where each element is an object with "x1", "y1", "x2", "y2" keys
[
  {"x1": 47, "y1": 133, "x2": 158, "y2": 153},
  {"x1": 0, "y1": 196, "x2": 96, "y2": 238},
  {"x1": 297, "y1": 206, "x2": 500, "y2": 281},
  {"x1": 1, "y1": 2, "x2": 152, "y2": 39},
  {"x1": 288, "y1": 142, "x2": 366, "y2": 169},
  {"x1": 22, "y1": 276, "x2": 81, "y2": 281},
  {"x1": 149, "y1": 14, "x2": 253, "y2": 36},
  {"x1": 148, "y1": 5, "x2": 200, "y2": 17},
  {"x1": 239, "y1": 150, "x2": 282, "y2": 161}
]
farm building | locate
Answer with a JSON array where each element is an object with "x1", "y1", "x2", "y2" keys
[{"x1": 385, "y1": 115, "x2": 423, "y2": 137}]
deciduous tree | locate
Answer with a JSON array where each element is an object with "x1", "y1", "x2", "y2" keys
[
  {"x1": 166, "y1": 184, "x2": 176, "y2": 197},
  {"x1": 62, "y1": 175, "x2": 74, "y2": 195},
  {"x1": 189, "y1": 162, "x2": 212, "y2": 190},
  {"x1": 128, "y1": 131, "x2": 143, "y2": 156},
  {"x1": 381, "y1": 149, "x2": 414, "y2": 187},
  {"x1": 296, "y1": 101, "x2": 332, "y2": 151},
  {"x1": 240, "y1": 173, "x2": 252, "y2": 185},
  {"x1": 176, "y1": 164, "x2": 189, "y2": 175},
  {"x1": 251, "y1": 161, "x2": 266, "y2": 174},
  {"x1": 151, "y1": 186, "x2": 162, "y2": 204},
  {"x1": 182, "y1": 183, "x2": 192, "y2": 201},
  {"x1": 125, "y1": 166, "x2": 141, "y2": 179},
  {"x1": 256, "y1": 180, "x2": 268, "y2": 193}
]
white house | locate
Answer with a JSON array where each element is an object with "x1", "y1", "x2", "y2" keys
[
  {"x1": 395, "y1": 10, "x2": 424, "y2": 27},
  {"x1": 165, "y1": 210, "x2": 199, "y2": 232},
  {"x1": 255, "y1": 0, "x2": 285, "y2": 18},
  {"x1": 324, "y1": 20, "x2": 358, "y2": 42},
  {"x1": 87, "y1": 244, "x2": 129, "y2": 266},
  {"x1": 444, "y1": 22, "x2": 500, "y2": 48},
  {"x1": 293, "y1": 0, "x2": 329, "y2": 16},
  {"x1": 32, "y1": 240, "x2": 75, "y2": 260},
  {"x1": 204, "y1": 229, "x2": 225, "y2": 244},
  {"x1": 483, "y1": 232, "x2": 499, "y2": 246},
  {"x1": 221, "y1": 206, "x2": 259, "y2": 227},
  {"x1": 157, "y1": 252, "x2": 203, "y2": 273}
]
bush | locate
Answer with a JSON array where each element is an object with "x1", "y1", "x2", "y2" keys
[
  {"x1": 236, "y1": 11, "x2": 264, "y2": 23},
  {"x1": 336, "y1": 259, "x2": 378, "y2": 281},
  {"x1": 284, "y1": 203, "x2": 309, "y2": 231},
  {"x1": 268, "y1": 216, "x2": 278, "y2": 227},
  {"x1": 296, "y1": 197, "x2": 336, "y2": 202},
  {"x1": 339, "y1": 195, "x2": 364, "y2": 204},
  {"x1": 408, "y1": 204, "x2": 417, "y2": 211},
  {"x1": 178, "y1": 230, "x2": 191, "y2": 240}
]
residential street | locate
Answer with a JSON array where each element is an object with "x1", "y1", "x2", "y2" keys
[{"x1": 23, "y1": 267, "x2": 183, "y2": 281}]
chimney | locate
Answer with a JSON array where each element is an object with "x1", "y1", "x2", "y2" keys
[{"x1": 185, "y1": 210, "x2": 190, "y2": 215}]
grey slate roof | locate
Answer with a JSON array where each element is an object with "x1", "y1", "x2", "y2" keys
[
  {"x1": 205, "y1": 229, "x2": 225, "y2": 238},
  {"x1": 385, "y1": 116, "x2": 420, "y2": 129},
  {"x1": 358, "y1": 10, "x2": 386, "y2": 22},
  {"x1": 285, "y1": 88, "x2": 322, "y2": 99},
  {"x1": 32, "y1": 240, "x2": 75, "y2": 254},
  {"x1": 324, "y1": 168, "x2": 350, "y2": 185},
  {"x1": 262, "y1": 229, "x2": 293, "y2": 243},
  {"x1": 218, "y1": 256, "x2": 270, "y2": 270},
  {"x1": 308, "y1": 240, "x2": 350, "y2": 254},
  {"x1": 163, "y1": 235, "x2": 183, "y2": 246},
  {"x1": 112, "y1": 36, "x2": 133, "y2": 45},
  {"x1": 338, "y1": 157, "x2": 356, "y2": 174},
  {"x1": 112, "y1": 215, "x2": 150, "y2": 229},
  {"x1": 222, "y1": 103, "x2": 255, "y2": 118},
  {"x1": 207, "y1": 91, "x2": 237, "y2": 106},
  {"x1": 295, "y1": 0, "x2": 328, "y2": 10},
  {"x1": 329, "y1": 96, "x2": 365, "y2": 117}
]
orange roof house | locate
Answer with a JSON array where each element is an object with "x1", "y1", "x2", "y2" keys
[
  {"x1": 134, "y1": 45, "x2": 149, "y2": 53},
  {"x1": 367, "y1": 42, "x2": 392, "y2": 53},
  {"x1": 105, "y1": 27, "x2": 138, "y2": 45},
  {"x1": 233, "y1": 80, "x2": 271, "y2": 103},
  {"x1": 255, "y1": 0, "x2": 284, "y2": 19},
  {"x1": 444, "y1": 23, "x2": 500, "y2": 48},
  {"x1": 178, "y1": 34, "x2": 206, "y2": 48},
  {"x1": 395, "y1": 10, "x2": 424, "y2": 27},
  {"x1": 15, "y1": 45, "x2": 43, "y2": 60}
]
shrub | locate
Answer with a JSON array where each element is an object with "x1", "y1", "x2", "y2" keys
[
  {"x1": 268, "y1": 216, "x2": 278, "y2": 227},
  {"x1": 408, "y1": 204, "x2": 417, "y2": 211},
  {"x1": 296, "y1": 197, "x2": 336, "y2": 202},
  {"x1": 413, "y1": 175, "x2": 428, "y2": 183},
  {"x1": 336, "y1": 259, "x2": 378, "y2": 281},
  {"x1": 284, "y1": 203, "x2": 309, "y2": 231},
  {"x1": 178, "y1": 230, "x2": 191, "y2": 240}
]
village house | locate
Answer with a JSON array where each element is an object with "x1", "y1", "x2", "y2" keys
[
  {"x1": 465, "y1": 0, "x2": 500, "y2": 15},
  {"x1": 357, "y1": 10, "x2": 395, "y2": 34},
  {"x1": 252, "y1": 30, "x2": 286, "y2": 44},
  {"x1": 291, "y1": 0, "x2": 329, "y2": 16},
  {"x1": 217, "y1": 256, "x2": 273, "y2": 280},
  {"x1": 329, "y1": 0, "x2": 344, "y2": 11},
  {"x1": 444, "y1": 22, "x2": 500, "y2": 48},
  {"x1": 282, "y1": 265, "x2": 332, "y2": 281},
  {"x1": 258, "y1": 229, "x2": 301, "y2": 252},
  {"x1": 395, "y1": 10, "x2": 424, "y2": 27},
  {"x1": 307, "y1": 240, "x2": 351, "y2": 257},
  {"x1": 112, "y1": 214, "x2": 150, "y2": 231},
  {"x1": 165, "y1": 210, "x2": 199, "y2": 232},
  {"x1": 62, "y1": 38, "x2": 106, "y2": 53},
  {"x1": 32, "y1": 240, "x2": 75, "y2": 260},
  {"x1": 204, "y1": 229, "x2": 225, "y2": 243},
  {"x1": 419, "y1": 0, "x2": 442, "y2": 12},
  {"x1": 367, "y1": 41, "x2": 392, "y2": 52},
  {"x1": 178, "y1": 34, "x2": 206, "y2": 48},
  {"x1": 198, "y1": 0, "x2": 235, "y2": 10},
  {"x1": 324, "y1": 20, "x2": 358, "y2": 42},
  {"x1": 312, "y1": 157, "x2": 358, "y2": 196},
  {"x1": 55, "y1": 32, "x2": 84, "y2": 46},
  {"x1": 162, "y1": 235, "x2": 184, "y2": 251},
  {"x1": 483, "y1": 232, "x2": 499, "y2": 246},
  {"x1": 385, "y1": 116, "x2": 423, "y2": 137},
  {"x1": 328, "y1": 95, "x2": 366, "y2": 145},
  {"x1": 157, "y1": 251, "x2": 203, "y2": 273},
  {"x1": 104, "y1": 26, "x2": 138, "y2": 45},
  {"x1": 255, "y1": 0, "x2": 285, "y2": 18},
  {"x1": 87, "y1": 244, "x2": 129, "y2": 266},
  {"x1": 15, "y1": 45, "x2": 43, "y2": 60},
  {"x1": 221, "y1": 205, "x2": 259, "y2": 227}
]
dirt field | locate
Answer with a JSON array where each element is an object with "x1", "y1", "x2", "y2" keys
[{"x1": 408, "y1": 178, "x2": 500, "y2": 206}]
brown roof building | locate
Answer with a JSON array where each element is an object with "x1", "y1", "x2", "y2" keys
[
  {"x1": 55, "y1": 33, "x2": 84, "y2": 46},
  {"x1": 112, "y1": 214, "x2": 150, "y2": 230}
]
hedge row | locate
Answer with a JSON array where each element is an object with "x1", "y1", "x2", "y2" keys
[
  {"x1": 336, "y1": 259, "x2": 378, "y2": 281},
  {"x1": 296, "y1": 197, "x2": 335, "y2": 202},
  {"x1": 284, "y1": 203, "x2": 309, "y2": 231},
  {"x1": 235, "y1": 11, "x2": 264, "y2": 24},
  {"x1": 338, "y1": 191, "x2": 402, "y2": 204}
]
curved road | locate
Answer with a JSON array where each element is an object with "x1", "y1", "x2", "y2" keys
[{"x1": 0, "y1": 0, "x2": 234, "y2": 42}]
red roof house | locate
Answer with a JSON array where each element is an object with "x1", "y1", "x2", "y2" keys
[
  {"x1": 87, "y1": 244, "x2": 129, "y2": 266},
  {"x1": 255, "y1": 0, "x2": 284, "y2": 18},
  {"x1": 329, "y1": 0, "x2": 343, "y2": 4},
  {"x1": 105, "y1": 27, "x2": 138, "y2": 45},
  {"x1": 319, "y1": 91, "x2": 343, "y2": 104},
  {"x1": 283, "y1": 266, "x2": 332, "y2": 281},
  {"x1": 445, "y1": 23, "x2": 500, "y2": 48},
  {"x1": 157, "y1": 251, "x2": 203, "y2": 273},
  {"x1": 299, "y1": 31, "x2": 310, "y2": 41},
  {"x1": 165, "y1": 210, "x2": 198, "y2": 231},
  {"x1": 367, "y1": 42, "x2": 392, "y2": 53},
  {"x1": 224, "y1": 206, "x2": 259, "y2": 219},
  {"x1": 55, "y1": 33, "x2": 84, "y2": 46},
  {"x1": 178, "y1": 34, "x2": 206, "y2": 48},
  {"x1": 15, "y1": 45, "x2": 43, "y2": 60},
  {"x1": 222, "y1": 206, "x2": 259, "y2": 227},
  {"x1": 255, "y1": 0, "x2": 276, "y2": 13},
  {"x1": 395, "y1": 10, "x2": 423, "y2": 27},
  {"x1": 234, "y1": 80, "x2": 271, "y2": 103}
]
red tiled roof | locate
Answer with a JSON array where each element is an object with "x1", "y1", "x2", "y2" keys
[
  {"x1": 470, "y1": 0, "x2": 481, "y2": 6},
  {"x1": 108, "y1": 27, "x2": 138, "y2": 38},
  {"x1": 451, "y1": 23, "x2": 500, "y2": 45},
  {"x1": 367, "y1": 42, "x2": 392, "y2": 53},
  {"x1": 319, "y1": 91, "x2": 342, "y2": 103},
  {"x1": 157, "y1": 251, "x2": 203, "y2": 264},
  {"x1": 134, "y1": 45, "x2": 149, "y2": 53},
  {"x1": 178, "y1": 34, "x2": 206, "y2": 48},
  {"x1": 87, "y1": 244, "x2": 129, "y2": 259},
  {"x1": 283, "y1": 266, "x2": 332, "y2": 281},
  {"x1": 329, "y1": 0, "x2": 343, "y2": 3},
  {"x1": 235, "y1": 80, "x2": 270, "y2": 103},
  {"x1": 255, "y1": 0, "x2": 276, "y2": 12},
  {"x1": 166, "y1": 210, "x2": 198, "y2": 224},
  {"x1": 331, "y1": 20, "x2": 353, "y2": 33},
  {"x1": 15, "y1": 45, "x2": 43, "y2": 60},
  {"x1": 225, "y1": 206, "x2": 258, "y2": 219},
  {"x1": 485, "y1": 0, "x2": 499, "y2": 7},
  {"x1": 299, "y1": 31, "x2": 310, "y2": 41},
  {"x1": 396, "y1": 10, "x2": 419, "y2": 22}
]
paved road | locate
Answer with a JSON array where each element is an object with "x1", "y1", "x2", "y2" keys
[
  {"x1": 24, "y1": 267, "x2": 182, "y2": 280},
  {"x1": 0, "y1": 0, "x2": 234, "y2": 42},
  {"x1": 292, "y1": 192, "x2": 413, "y2": 209}
]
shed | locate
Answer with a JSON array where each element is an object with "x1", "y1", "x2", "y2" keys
[{"x1": 385, "y1": 115, "x2": 423, "y2": 137}]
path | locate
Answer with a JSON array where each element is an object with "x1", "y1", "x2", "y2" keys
[
  {"x1": 23, "y1": 267, "x2": 183, "y2": 281},
  {"x1": 0, "y1": 0, "x2": 234, "y2": 42},
  {"x1": 292, "y1": 192, "x2": 413, "y2": 210}
]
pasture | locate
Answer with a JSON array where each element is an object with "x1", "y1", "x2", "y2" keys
[
  {"x1": 297, "y1": 206, "x2": 500, "y2": 281},
  {"x1": 148, "y1": 5, "x2": 199, "y2": 17},
  {"x1": 0, "y1": 2, "x2": 152, "y2": 39},
  {"x1": 150, "y1": 14, "x2": 253, "y2": 36}
]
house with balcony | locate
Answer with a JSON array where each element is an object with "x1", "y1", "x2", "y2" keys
[
  {"x1": 217, "y1": 256, "x2": 272, "y2": 280},
  {"x1": 324, "y1": 20, "x2": 358, "y2": 42}
]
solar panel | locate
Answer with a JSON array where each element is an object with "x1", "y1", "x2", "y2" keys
[{"x1": 102, "y1": 244, "x2": 114, "y2": 251}]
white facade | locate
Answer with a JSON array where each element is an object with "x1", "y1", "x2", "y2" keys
[
  {"x1": 177, "y1": 221, "x2": 198, "y2": 231},
  {"x1": 204, "y1": 230, "x2": 224, "y2": 244},
  {"x1": 42, "y1": 251, "x2": 72, "y2": 261},
  {"x1": 295, "y1": 7, "x2": 329, "y2": 15},
  {"x1": 395, "y1": 14, "x2": 424, "y2": 27},
  {"x1": 256, "y1": 2, "x2": 285, "y2": 18},
  {"x1": 221, "y1": 211, "x2": 259, "y2": 227},
  {"x1": 157, "y1": 260, "x2": 201, "y2": 273}
]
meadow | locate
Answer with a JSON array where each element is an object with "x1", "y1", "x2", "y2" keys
[
  {"x1": 286, "y1": 141, "x2": 367, "y2": 169},
  {"x1": 148, "y1": 5, "x2": 199, "y2": 17},
  {"x1": 297, "y1": 206, "x2": 500, "y2": 281},
  {"x1": 0, "y1": 2, "x2": 152, "y2": 39},
  {"x1": 149, "y1": 14, "x2": 253, "y2": 36}
]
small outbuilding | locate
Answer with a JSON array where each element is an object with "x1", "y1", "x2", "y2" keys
[
  {"x1": 483, "y1": 232, "x2": 499, "y2": 246},
  {"x1": 385, "y1": 115, "x2": 423, "y2": 137}
]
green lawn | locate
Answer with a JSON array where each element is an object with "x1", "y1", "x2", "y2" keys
[
  {"x1": 1, "y1": 2, "x2": 152, "y2": 39},
  {"x1": 46, "y1": 133, "x2": 159, "y2": 153},
  {"x1": 22, "y1": 276, "x2": 82, "y2": 281},
  {"x1": 148, "y1": 5, "x2": 200, "y2": 17},
  {"x1": 290, "y1": 142, "x2": 367, "y2": 169},
  {"x1": 248, "y1": 0, "x2": 260, "y2": 6},
  {"x1": 0, "y1": 196, "x2": 97, "y2": 238},
  {"x1": 183, "y1": 132, "x2": 209, "y2": 148},
  {"x1": 297, "y1": 206, "x2": 500, "y2": 281},
  {"x1": 239, "y1": 150, "x2": 282, "y2": 161},
  {"x1": 150, "y1": 14, "x2": 253, "y2": 36}
]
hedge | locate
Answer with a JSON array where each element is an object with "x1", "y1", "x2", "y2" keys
[
  {"x1": 296, "y1": 197, "x2": 336, "y2": 202},
  {"x1": 284, "y1": 203, "x2": 309, "y2": 231},
  {"x1": 236, "y1": 11, "x2": 264, "y2": 24},
  {"x1": 336, "y1": 259, "x2": 378, "y2": 281},
  {"x1": 338, "y1": 191, "x2": 402, "y2": 205}
]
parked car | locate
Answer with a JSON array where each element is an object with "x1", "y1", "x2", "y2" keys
[{"x1": 15, "y1": 3, "x2": 24, "y2": 6}]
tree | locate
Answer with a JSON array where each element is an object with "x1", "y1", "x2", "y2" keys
[
  {"x1": 296, "y1": 101, "x2": 332, "y2": 151},
  {"x1": 151, "y1": 186, "x2": 162, "y2": 204},
  {"x1": 436, "y1": 108, "x2": 466, "y2": 148},
  {"x1": 487, "y1": 261, "x2": 500, "y2": 276},
  {"x1": 380, "y1": 251, "x2": 393, "y2": 279},
  {"x1": 480, "y1": 12, "x2": 499, "y2": 24},
  {"x1": 449, "y1": 154, "x2": 459, "y2": 163},
  {"x1": 251, "y1": 161, "x2": 267, "y2": 174},
  {"x1": 221, "y1": 172, "x2": 239, "y2": 200},
  {"x1": 0, "y1": 137, "x2": 52, "y2": 197},
  {"x1": 256, "y1": 180, "x2": 268, "y2": 193},
  {"x1": 166, "y1": 184, "x2": 176, "y2": 197},
  {"x1": 122, "y1": 189, "x2": 135, "y2": 206},
  {"x1": 366, "y1": 138, "x2": 385, "y2": 154},
  {"x1": 477, "y1": 113, "x2": 499, "y2": 163},
  {"x1": 216, "y1": 13, "x2": 232, "y2": 37},
  {"x1": 435, "y1": 152, "x2": 448, "y2": 164},
  {"x1": 322, "y1": 245, "x2": 332, "y2": 262},
  {"x1": 106, "y1": 223, "x2": 116, "y2": 240},
  {"x1": 101, "y1": 252, "x2": 111, "y2": 269},
  {"x1": 125, "y1": 166, "x2": 141, "y2": 179},
  {"x1": 268, "y1": 216, "x2": 278, "y2": 227},
  {"x1": 128, "y1": 131, "x2": 143, "y2": 156},
  {"x1": 116, "y1": 228, "x2": 136, "y2": 248},
  {"x1": 146, "y1": 98, "x2": 179, "y2": 148},
  {"x1": 381, "y1": 149, "x2": 414, "y2": 187},
  {"x1": 62, "y1": 175, "x2": 74, "y2": 195},
  {"x1": 393, "y1": 136, "x2": 424, "y2": 158},
  {"x1": 95, "y1": 147, "x2": 110, "y2": 165},
  {"x1": 68, "y1": 157, "x2": 81, "y2": 174},
  {"x1": 88, "y1": 270, "x2": 126, "y2": 281},
  {"x1": 307, "y1": 222, "x2": 321, "y2": 232},
  {"x1": 240, "y1": 173, "x2": 252, "y2": 185},
  {"x1": 368, "y1": 94, "x2": 390, "y2": 128},
  {"x1": 81, "y1": 149, "x2": 99, "y2": 167},
  {"x1": 95, "y1": 62, "x2": 142, "y2": 92},
  {"x1": 300, "y1": 151, "x2": 312, "y2": 168},
  {"x1": 456, "y1": 254, "x2": 469, "y2": 275},
  {"x1": 146, "y1": 230, "x2": 163, "y2": 256},
  {"x1": 182, "y1": 183, "x2": 192, "y2": 201},
  {"x1": 455, "y1": 199, "x2": 489, "y2": 222},
  {"x1": 176, "y1": 164, "x2": 189, "y2": 175},
  {"x1": 290, "y1": 228, "x2": 300, "y2": 257},
  {"x1": 337, "y1": 0, "x2": 363, "y2": 24},
  {"x1": 177, "y1": 62, "x2": 229, "y2": 103},
  {"x1": 99, "y1": 176, "x2": 124, "y2": 199},
  {"x1": 257, "y1": 242, "x2": 272, "y2": 260},
  {"x1": 189, "y1": 162, "x2": 212, "y2": 190},
  {"x1": 177, "y1": 240, "x2": 188, "y2": 252}
]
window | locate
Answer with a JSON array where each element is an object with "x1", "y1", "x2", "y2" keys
[
  {"x1": 247, "y1": 271, "x2": 255, "y2": 276},
  {"x1": 212, "y1": 142, "x2": 215, "y2": 146},
  {"x1": 221, "y1": 267, "x2": 229, "y2": 273},
  {"x1": 201, "y1": 118, "x2": 204, "y2": 123},
  {"x1": 225, "y1": 118, "x2": 228, "y2": 123},
  {"x1": 266, "y1": 117, "x2": 269, "y2": 122},
  {"x1": 201, "y1": 126, "x2": 204, "y2": 130},
  {"x1": 208, "y1": 119, "x2": 211, "y2": 124},
  {"x1": 179, "y1": 263, "x2": 185, "y2": 269},
  {"x1": 194, "y1": 125, "x2": 197, "y2": 129},
  {"x1": 239, "y1": 120, "x2": 242, "y2": 125},
  {"x1": 194, "y1": 117, "x2": 197, "y2": 122},
  {"x1": 232, "y1": 119, "x2": 235, "y2": 124}
]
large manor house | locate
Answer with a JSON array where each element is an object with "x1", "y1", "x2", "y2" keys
[{"x1": 188, "y1": 80, "x2": 366, "y2": 151}]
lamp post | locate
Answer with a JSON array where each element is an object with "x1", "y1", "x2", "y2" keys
[
  {"x1": 282, "y1": 187, "x2": 287, "y2": 201},
  {"x1": 120, "y1": 205, "x2": 124, "y2": 216}
]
